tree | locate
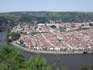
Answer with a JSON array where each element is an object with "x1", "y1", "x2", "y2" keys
[
  {"x1": 59, "y1": 66, "x2": 66, "y2": 70},
  {"x1": 26, "y1": 55, "x2": 47, "y2": 70},
  {"x1": 46, "y1": 65, "x2": 53, "y2": 70},
  {"x1": 0, "y1": 45, "x2": 26, "y2": 70},
  {"x1": 80, "y1": 65, "x2": 89, "y2": 70},
  {"x1": 91, "y1": 66, "x2": 93, "y2": 70},
  {"x1": 8, "y1": 32, "x2": 20, "y2": 42}
]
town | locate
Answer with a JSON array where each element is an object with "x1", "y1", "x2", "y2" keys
[
  {"x1": 11, "y1": 21, "x2": 93, "y2": 54},
  {"x1": 1, "y1": 0, "x2": 93, "y2": 70}
]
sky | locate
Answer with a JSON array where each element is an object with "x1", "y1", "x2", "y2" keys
[{"x1": 0, "y1": 0, "x2": 93, "y2": 12}]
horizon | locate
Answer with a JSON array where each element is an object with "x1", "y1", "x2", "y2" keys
[
  {"x1": 1, "y1": 10, "x2": 93, "y2": 13},
  {"x1": 0, "y1": 0, "x2": 93, "y2": 13}
]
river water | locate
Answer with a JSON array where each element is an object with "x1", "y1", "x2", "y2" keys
[
  {"x1": 22, "y1": 51, "x2": 93, "y2": 70},
  {"x1": 0, "y1": 32, "x2": 7, "y2": 46}
]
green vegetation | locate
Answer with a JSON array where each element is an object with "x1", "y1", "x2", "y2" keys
[
  {"x1": 0, "y1": 45, "x2": 65, "y2": 70},
  {"x1": 31, "y1": 32, "x2": 39, "y2": 36},
  {"x1": 8, "y1": 32, "x2": 20, "y2": 42},
  {"x1": 19, "y1": 15, "x2": 33, "y2": 23},
  {"x1": 0, "y1": 45, "x2": 25, "y2": 70},
  {"x1": 26, "y1": 55, "x2": 47, "y2": 70},
  {"x1": 80, "y1": 65, "x2": 89, "y2": 70},
  {"x1": 1, "y1": 12, "x2": 93, "y2": 25}
]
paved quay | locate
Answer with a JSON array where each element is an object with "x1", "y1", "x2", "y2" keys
[{"x1": 11, "y1": 41, "x2": 85, "y2": 54}]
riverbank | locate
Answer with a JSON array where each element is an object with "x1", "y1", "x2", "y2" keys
[{"x1": 11, "y1": 41, "x2": 93, "y2": 55}]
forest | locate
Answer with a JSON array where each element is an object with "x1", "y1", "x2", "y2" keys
[{"x1": 0, "y1": 12, "x2": 93, "y2": 24}]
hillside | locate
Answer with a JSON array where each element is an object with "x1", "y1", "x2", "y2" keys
[{"x1": 0, "y1": 11, "x2": 93, "y2": 24}]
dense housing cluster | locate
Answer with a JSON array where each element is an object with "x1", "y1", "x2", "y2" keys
[{"x1": 12, "y1": 22, "x2": 93, "y2": 53}]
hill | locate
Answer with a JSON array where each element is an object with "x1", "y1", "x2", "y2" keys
[{"x1": 0, "y1": 11, "x2": 93, "y2": 25}]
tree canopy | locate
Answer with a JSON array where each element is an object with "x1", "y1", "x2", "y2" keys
[
  {"x1": 1, "y1": 12, "x2": 93, "y2": 25},
  {"x1": 8, "y1": 32, "x2": 20, "y2": 42}
]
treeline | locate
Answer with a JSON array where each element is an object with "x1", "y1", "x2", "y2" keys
[{"x1": 0, "y1": 12, "x2": 93, "y2": 24}]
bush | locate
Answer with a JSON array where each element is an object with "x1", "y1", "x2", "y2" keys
[{"x1": 8, "y1": 32, "x2": 20, "y2": 42}]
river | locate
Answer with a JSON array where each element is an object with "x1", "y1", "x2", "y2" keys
[
  {"x1": 0, "y1": 32, "x2": 7, "y2": 46},
  {"x1": 22, "y1": 51, "x2": 93, "y2": 70}
]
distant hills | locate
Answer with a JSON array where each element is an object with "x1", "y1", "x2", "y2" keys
[{"x1": 0, "y1": 11, "x2": 93, "y2": 24}]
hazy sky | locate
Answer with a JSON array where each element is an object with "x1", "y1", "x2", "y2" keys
[{"x1": 0, "y1": 0, "x2": 93, "y2": 12}]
